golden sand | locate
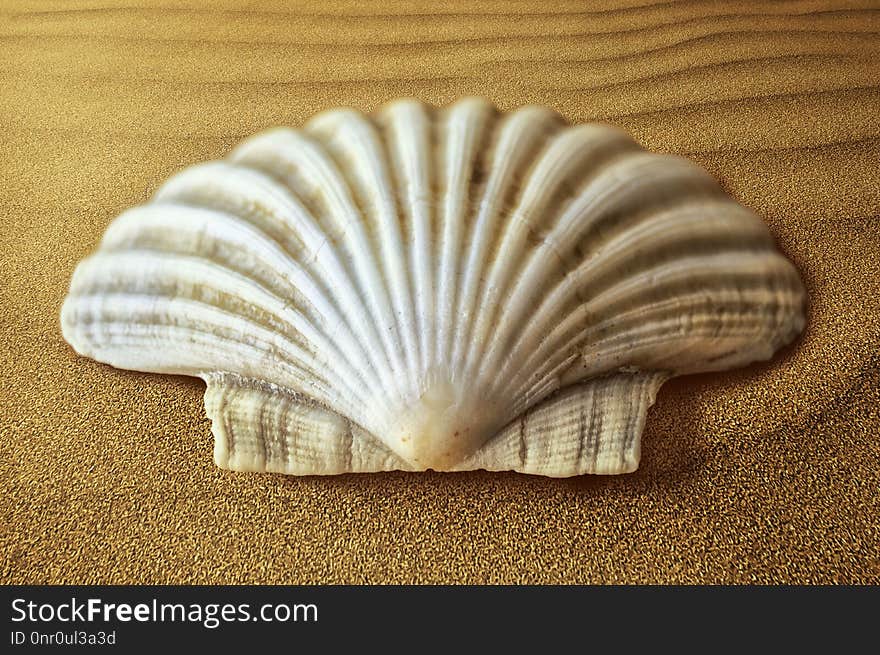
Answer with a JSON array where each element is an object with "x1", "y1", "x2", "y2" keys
[{"x1": 1, "y1": 0, "x2": 878, "y2": 584}]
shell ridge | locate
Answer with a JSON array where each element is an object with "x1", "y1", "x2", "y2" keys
[
  {"x1": 492, "y1": 164, "x2": 766, "y2": 400},
  {"x1": 506, "y1": 252, "x2": 804, "y2": 404},
  {"x1": 92, "y1": 202, "x2": 388, "y2": 403},
  {"x1": 431, "y1": 103, "x2": 451, "y2": 373},
  {"x1": 290, "y1": 133, "x2": 412, "y2": 392},
  {"x1": 70, "y1": 252, "x2": 328, "y2": 356},
  {"x1": 477, "y1": 151, "x2": 674, "y2": 387},
  {"x1": 68, "y1": 318, "x2": 348, "y2": 419},
  {"x1": 367, "y1": 106, "x2": 426, "y2": 396},
  {"x1": 91, "y1": 201, "x2": 385, "y2": 398},
  {"x1": 520, "y1": 256, "x2": 798, "y2": 398},
  {"x1": 303, "y1": 113, "x2": 424, "y2": 398},
  {"x1": 375, "y1": 100, "x2": 436, "y2": 385},
  {"x1": 230, "y1": 129, "x2": 407, "y2": 400},
  {"x1": 154, "y1": 158, "x2": 402, "y2": 390},
  {"x1": 450, "y1": 106, "x2": 563, "y2": 379},
  {"x1": 472, "y1": 131, "x2": 648, "y2": 389},
  {"x1": 360, "y1": 113, "x2": 421, "y2": 395},
  {"x1": 434, "y1": 99, "x2": 496, "y2": 368},
  {"x1": 63, "y1": 292, "x2": 358, "y2": 407},
  {"x1": 490, "y1": 188, "x2": 785, "y2": 401},
  {"x1": 446, "y1": 108, "x2": 511, "y2": 378},
  {"x1": 461, "y1": 124, "x2": 628, "y2": 387}
]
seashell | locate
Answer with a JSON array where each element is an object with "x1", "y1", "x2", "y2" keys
[{"x1": 60, "y1": 97, "x2": 806, "y2": 477}]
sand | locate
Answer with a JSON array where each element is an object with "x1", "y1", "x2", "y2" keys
[{"x1": 1, "y1": 0, "x2": 878, "y2": 584}]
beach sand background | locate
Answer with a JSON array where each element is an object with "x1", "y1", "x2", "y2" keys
[{"x1": 1, "y1": 0, "x2": 878, "y2": 584}]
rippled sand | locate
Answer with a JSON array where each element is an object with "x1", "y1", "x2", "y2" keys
[{"x1": 1, "y1": 0, "x2": 878, "y2": 583}]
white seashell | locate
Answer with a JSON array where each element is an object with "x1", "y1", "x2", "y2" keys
[{"x1": 61, "y1": 97, "x2": 806, "y2": 477}]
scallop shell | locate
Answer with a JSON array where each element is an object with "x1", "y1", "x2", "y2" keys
[{"x1": 60, "y1": 97, "x2": 806, "y2": 477}]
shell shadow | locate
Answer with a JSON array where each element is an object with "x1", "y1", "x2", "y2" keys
[{"x1": 550, "y1": 387, "x2": 711, "y2": 497}]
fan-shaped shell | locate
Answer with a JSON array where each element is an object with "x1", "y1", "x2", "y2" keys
[{"x1": 60, "y1": 97, "x2": 806, "y2": 477}]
